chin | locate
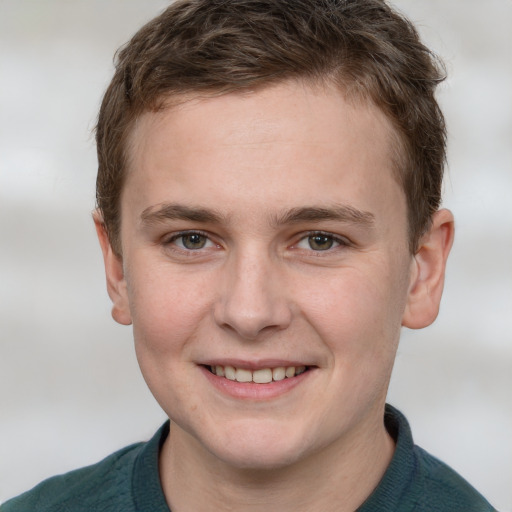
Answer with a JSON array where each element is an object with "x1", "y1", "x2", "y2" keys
[
  {"x1": 217, "y1": 443, "x2": 305, "y2": 471},
  {"x1": 200, "y1": 419, "x2": 314, "y2": 470}
]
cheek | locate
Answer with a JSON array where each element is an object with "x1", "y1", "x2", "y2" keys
[
  {"x1": 126, "y1": 264, "x2": 213, "y2": 418},
  {"x1": 297, "y1": 264, "x2": 407, "y2": 359},
  {"x1": 126, "y1": 260, "x2": 213, "y2": 358}
]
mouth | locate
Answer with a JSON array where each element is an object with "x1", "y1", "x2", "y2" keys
[{"x1": 205, "y1": 364, "x2": 309, "y2": 384}]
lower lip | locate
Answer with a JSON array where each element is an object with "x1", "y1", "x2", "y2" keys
[{"x1": 200, "y1": 366, "x2": 312, "y2": 400}]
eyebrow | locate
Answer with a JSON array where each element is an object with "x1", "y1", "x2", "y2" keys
[
  {"x1": 140, "y1": 203, "x2": 375, "y2": 228},
  {"x1": 140, "y1": 203, "x2": 227, "y2": 226},
  {"x1": 271, "y1": 205, "x2": 375, "y2": 228}
]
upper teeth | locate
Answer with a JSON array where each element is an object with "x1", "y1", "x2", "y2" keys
[{"x1": 211, "y1": 365, "x2": 307, "y2": 383}]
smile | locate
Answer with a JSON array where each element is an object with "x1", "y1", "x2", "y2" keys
[{"x1": 208, "y1": 365, "x2": 308, "y2": 384}]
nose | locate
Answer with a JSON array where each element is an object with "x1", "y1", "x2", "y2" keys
[{"x1": 213, "y1": 249, "x2": 292, "y2": 340}]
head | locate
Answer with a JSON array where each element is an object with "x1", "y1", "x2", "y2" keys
[
  {"x1": 96, "y1": 0, "x2": 447, "y2": 257},
  {"x1": 93, "y1": 0, "x2": 454, "y2": 475}
]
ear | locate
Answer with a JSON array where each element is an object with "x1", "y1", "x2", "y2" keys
[
  {"x1": 402, "y1": 209, "x2": 455, "y2": 329},
  {"x1": 93, "y1": 210, "x2": 132, "y2": 326}
]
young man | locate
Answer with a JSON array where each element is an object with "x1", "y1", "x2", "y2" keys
[{"x1": 2, "y1": 0, "x2": 496, "y2": 511}]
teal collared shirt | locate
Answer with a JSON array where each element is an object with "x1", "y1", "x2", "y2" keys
[
  {"x1": 358, "y1": 406, "x2": 495, "y2": 511},
  {"x1": 1, "y1": 405, "x2": 496, "y2": 511}
]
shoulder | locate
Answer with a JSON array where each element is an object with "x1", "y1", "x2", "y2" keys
[
  {"x1": 413, "y1": 446, "x2": 496, "y2": 512},
  {"x1": 1, "y1": 442, "x2": 144, "y2": 512},
  {"x1": 360, "y1": 405, "x2": 496, "y2": 512}
]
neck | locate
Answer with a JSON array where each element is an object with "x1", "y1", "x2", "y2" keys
[{"x1": 159, "y1": 411, "x2": 395, "y2": 512}]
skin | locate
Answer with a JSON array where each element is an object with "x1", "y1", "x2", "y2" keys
[{"x1": 95, "y1": 80, "x2": 454, "y2": 512}]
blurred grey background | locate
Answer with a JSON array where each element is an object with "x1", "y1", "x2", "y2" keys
[{"x1": 0, "y1": 0, "x2": 511, "y2": 509}]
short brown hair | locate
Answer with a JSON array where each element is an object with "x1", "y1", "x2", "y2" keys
[{"x1": 96, "y1": 0, "x2": 446, "y2": 255}]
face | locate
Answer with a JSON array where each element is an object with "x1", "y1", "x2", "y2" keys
[{"x1": 99, "y1": 81, "x2": 437, "y2": 470}]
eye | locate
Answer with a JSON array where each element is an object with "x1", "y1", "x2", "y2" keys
[
  {"x1": 295, "y1": 232, "x2": 347, "y2": 251},
  {"x1": 168, "y1": 231, "x2": 215, "y2": 250}
]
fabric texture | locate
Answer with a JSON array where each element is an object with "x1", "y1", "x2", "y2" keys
[{"x1": 1, "y1": 405, "x2": 496, "y2": 512}]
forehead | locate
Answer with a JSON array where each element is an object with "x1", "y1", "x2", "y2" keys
[
  {"x1": 123, "y1": 80, "x2": 405, "y2": 230},
  {"x1": 130, "y1": 81, "x2": 396, "y2": 154}
]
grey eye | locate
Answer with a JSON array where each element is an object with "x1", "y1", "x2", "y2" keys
[
  {"x1": 308, "y1": 235, "x2": 334, "y2": 251},
  {"x1": 180, "y1": 233, "x2": 208, "y2": 250}
]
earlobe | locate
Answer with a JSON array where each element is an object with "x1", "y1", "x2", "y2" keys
[
  {"x1": 402, "y1": 209, "x2": 455, "y2": 329},
  {"x1": 93, "y1": 210, "x2": 132, "y2": 326}
]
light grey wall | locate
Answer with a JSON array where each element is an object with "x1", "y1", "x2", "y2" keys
[{"x1": 1, "y1": 1, "x2": 511, "y2": 509}]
